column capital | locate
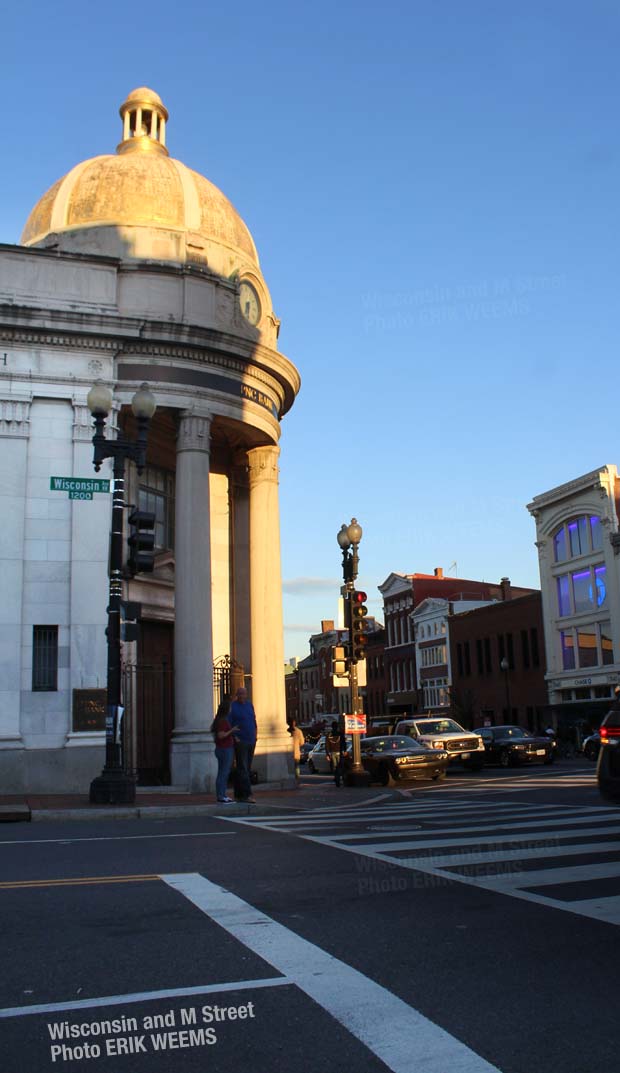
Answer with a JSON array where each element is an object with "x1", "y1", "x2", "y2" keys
[
  {"x1": 247, "y1": 444, "x2": 280, "y2": 488},
  {"x1": 0, "y1": 397, "x2": 31, "y2": 438},
  {"x1": 177, "y1": 410, "x2": 212, "y2": 454}
]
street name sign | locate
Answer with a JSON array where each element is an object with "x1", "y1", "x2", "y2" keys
[{"x1": 50, "y1": 476, "x2": 111, "y2": 501}]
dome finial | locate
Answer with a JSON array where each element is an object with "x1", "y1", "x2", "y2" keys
[{"x1": 117, "y1": 87, "x2": 169, "y2": 156}]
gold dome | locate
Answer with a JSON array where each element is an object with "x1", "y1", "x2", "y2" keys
[{"x1": 20, "y1": 88, "x2": 259, "y2": 272}]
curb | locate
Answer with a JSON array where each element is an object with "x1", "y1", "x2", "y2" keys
[
  {"x1": 29, "y1": 802, "x2": 295, "y2": 823},
  {"x1": 0, "y1": 804, "x2": 31, "y2": 823}
]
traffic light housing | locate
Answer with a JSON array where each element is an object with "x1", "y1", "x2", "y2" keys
[
  {"x1": 331, "y1": 645, "x2": 349, "y2": 679},
  {"x1": 350, "y1": 589, "x2": 368, "y2": 662},
  {"x1": 127, "y1": 510, "x2": 156, "y2": 576}
]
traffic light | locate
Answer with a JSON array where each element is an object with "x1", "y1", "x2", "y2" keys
[
  {"x1": 120, "y1": 600, "x2": 142, "y2": 643},
  {"x1": 127, "y1": 510, "x2": 156, "y2": 576},
  {"x1": 350, "y1": 589, "x2": 368, "y2": 662},
  {"x1": 331, "y1": 645, "x2": 349, "y2": 679}
]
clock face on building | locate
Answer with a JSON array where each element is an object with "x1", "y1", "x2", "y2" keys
[{"x1": 239, "y1": 281, "x2": 261, "y2": 325}]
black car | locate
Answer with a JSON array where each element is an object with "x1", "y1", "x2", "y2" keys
[
  {"x1": 350, "y1": 736, "x2": 449, "y2": 786},
  {"x1": 475, "y1": 725, "x2": 554, "y2": 767},
  {"x1": 597, "y1": 707, "x2": 620, "y2": 802},
  {"x1": 582, "y1": 733, "x2": 601, "y2": 762}
]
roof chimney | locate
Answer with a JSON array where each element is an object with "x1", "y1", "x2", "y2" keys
[
  {"x1": 434, "y1": 567, "x2": 443, "y2": 578},
  {"x1": 500, "y1": 577, "x2": 512, "y2": 601}
]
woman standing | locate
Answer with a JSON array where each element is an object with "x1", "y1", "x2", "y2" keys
[{"x1": 211, "y1": 698, "x2": 238, "y2": 803}]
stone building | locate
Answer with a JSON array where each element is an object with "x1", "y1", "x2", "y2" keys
[
  {"x1": 528, "y1": 466, "x2": 620, "y2": 730},
  {"x1": 0, "y1": 87, "x2": 300, "y2": 792}
]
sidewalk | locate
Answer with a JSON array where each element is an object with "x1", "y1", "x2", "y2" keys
[{"x1": 0, "y1": 777, "x2": 396, "y2": 823}]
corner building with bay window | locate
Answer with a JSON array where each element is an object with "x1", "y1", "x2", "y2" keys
[
  {"x1": 528, "y1": 466, "x2": 620, "y2": 729},
  {"x1": 0, "y1": 87, "x2": 300, "y2": 792}
]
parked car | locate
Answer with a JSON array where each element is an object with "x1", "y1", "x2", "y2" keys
[
  {"x1": 342, "y1": 736, "x2": 449, "y2": 786},
  {"x1": 582, "y1": 732, "x2": 601, "y2": 761},
  {"x1": 299, "y1": 741, "x2": 316, "y2": 765},
  {"x1": 597, "y1": 707, "x2": 620, "y2": 802},
  {"x1": 394, "y1": 717, "x2": 485, "y2": 768},
  {"x1": 474, "y1": 725, "x2": 554, "y2": 767},
  {"x1": 307, "y1": 736, "x2": 352, "y2": 774}
]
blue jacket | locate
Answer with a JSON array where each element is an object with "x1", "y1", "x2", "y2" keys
[{"x1": 230, "y1": 700, "x2": 257, "y2": 745}]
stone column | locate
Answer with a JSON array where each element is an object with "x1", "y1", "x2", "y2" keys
[
  {"x1": 247, "y1": 445, "x2": 292, "y2": 784},
  {"x1": 170, "y1": 411, "x2": 216, "y2": 791},
  {"x1": 230, "y1": 452, "x2": 251, "y2": 675}
]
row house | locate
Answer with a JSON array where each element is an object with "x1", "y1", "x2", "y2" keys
[
  {"x1": 379, "y1": 569, "x2": 533, "y2": 716},
  {"x1": 412, "y1": 597, "x2": 494, "y2": 715},
  {"x1": 448, "y1": 592, "x2": 547, "y2": 731}
]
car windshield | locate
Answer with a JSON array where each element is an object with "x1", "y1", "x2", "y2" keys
[
  {"x1": 414, "y1": 719, "x2": 465, "y2": 735},
  {"x1": 362, "y1": 736, "x2": 421, "y2": 753},
  {"x1": 496, "y1": 726, "x2": 526, "y2": 738}
]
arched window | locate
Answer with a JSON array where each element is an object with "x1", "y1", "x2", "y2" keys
[{"x1": 553, "y1": 515, "x2": 602, "y2": 563}]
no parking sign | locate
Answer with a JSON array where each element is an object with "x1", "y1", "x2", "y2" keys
[{"x1": 344, "y1": 713, "x2": 367, "y2": 734}]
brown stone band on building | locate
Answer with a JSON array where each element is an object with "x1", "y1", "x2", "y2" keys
[{"x1": 117, "y1": 361, "x2": 280, "y2": 419}]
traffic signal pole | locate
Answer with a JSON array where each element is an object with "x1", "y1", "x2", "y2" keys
[
  {"x1": 87, "y1": 383, "x2": 156, "y2": 805},
  {"x1": 337, "y1": 519, "x2": 372, "y2": 787}
]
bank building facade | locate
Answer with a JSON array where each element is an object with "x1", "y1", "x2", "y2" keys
[{"x1": 0, "y1": 87, "x2": 301, "y2": 793}]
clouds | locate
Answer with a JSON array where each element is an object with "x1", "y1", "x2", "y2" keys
[{"x1": 282, "y1": 576, "x2": 339, "y2": 595}]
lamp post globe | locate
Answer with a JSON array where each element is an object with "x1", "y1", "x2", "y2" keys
[
  {"x1": 347, "y1": 518, "x2": 362, "y2": 545},
  {"x1": 87, "y1": 381, "x2": 113, "y2": 417},
  {"x1": 131, "y1": 382, "x2": 157, "y2": 420},
  {"x1": 337, "y1": 524, "x2": 351, "y2": 550}
]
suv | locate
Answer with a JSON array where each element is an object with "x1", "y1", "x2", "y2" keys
[
  {"x1": 394, "y1": 717, "x2": 485, "y2": 769},
  {"x1": 597, "y1": 705, "x2": 620, "y2": 802}
]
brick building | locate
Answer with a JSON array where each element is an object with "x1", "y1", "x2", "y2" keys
[{"x1": 448, "y1": 592, "x2": 547, "y2": 731}]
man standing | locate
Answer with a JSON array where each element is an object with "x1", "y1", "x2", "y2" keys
[
  {"x1": 230, "y1": 686, "x2": 257, "y2": 803},
  {"x1": 289, "y1": 718, "x2": 305, "y2": 780}
]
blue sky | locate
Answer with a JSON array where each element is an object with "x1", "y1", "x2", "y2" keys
[{"x1": 2, "y1": 1, "x2": 619, "y2": 657}]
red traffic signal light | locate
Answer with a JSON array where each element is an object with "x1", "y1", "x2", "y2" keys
[{"x1": 350, "y1": 589, "x2": 368, "y2": 661}]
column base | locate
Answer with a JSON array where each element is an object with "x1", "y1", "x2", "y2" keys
[
  {"x1": 89, "y1": 770, "x2": 136, "y2": 804},
  {"x1": 170, "y1": 731, "x2": 217, "y2": 792}
]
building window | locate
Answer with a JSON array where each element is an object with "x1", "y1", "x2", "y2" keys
[
  {"x1": 553, "y1": 514, "x2": 602, "y2": 563},
  {"x1": 556, "y1": 564, "x2": 607, "y2": 617},
  {"x1": 601, "y1": 624, "x2": 614, "y2": 665},
  {"x1": 476, "y1": 639, "x2": 484, "y2": 675},
  {"x1": 457, "y1": 643, "x2": 464, "y2": 677},
  {"x1": 521, "y1": 629, "x2": 530, "y2": 669},
  {"x1": 484, "y1": 637, "x2": 492, "y2": 673},
  {"x1": 530, "y1": 628, "x2": 540, "y2": 668},
  {"x1": 464, "y1": 641, "x2": 471, "y2": 676},
  {"x1": 560, "y1": 630, "x2": 575, "y2": 670},
  {"x1": 32, "y1": 626, "x2": 58, "y2": 691},
  {"x1": 138, "y1": 466, "x2": 175, "y2": 551}
]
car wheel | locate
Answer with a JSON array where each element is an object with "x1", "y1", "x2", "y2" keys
[
  {"x1": 308, "y1": 760, "x2": 315, "y2": 774},
  {"x1": 379, "y1": 766, "x2": 391, "y2": 787},
  {"x1": 499, "y1": 749, "x2": 512, "y2": 768},
  {"x1": 584, "y1": 745, "x2": 597, "y2": 762},
  {"x1": 432, "y1": 771, "x2": 446, "y2": 781},
  {"x1": 467, "y1": 761, "x2": 484, "y2": 772}
]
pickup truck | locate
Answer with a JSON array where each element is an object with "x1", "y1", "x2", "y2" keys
[{"x1": 394, "y1": 717, "x2": 485, "y2": 769}]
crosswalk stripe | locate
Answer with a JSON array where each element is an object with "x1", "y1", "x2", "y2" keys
[{"x1": 226, "y1": 793, "x2": 620, "y2": 927}]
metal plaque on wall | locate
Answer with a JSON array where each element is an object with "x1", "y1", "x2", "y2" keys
[{"x1": 72, "y1": 689, "x2": 107, "y2": 732}]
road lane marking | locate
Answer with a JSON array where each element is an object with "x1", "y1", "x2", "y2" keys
[
  {"x1": 162, "y1": 872, "x2": 502, "y2": 1073},
  {"x1": 0, "y1": 977, "x2": 288, "y2": 1019},
  {"x1": 0, "y1": 831, "x2": 236, "y2": 847},
  {"x1": 0, "y1": 874, "x2": 160, "y2": 890}
]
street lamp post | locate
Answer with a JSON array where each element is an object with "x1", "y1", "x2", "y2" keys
[
  {"x1": 337, "y1": 518, "x2": 371, "y2": 787},
  {"x1": 500, "y1": 656, "x2": 512, "y2": 721},
  {"x1": 87, "y1": 381, "x2": 157, "y2": 805}
]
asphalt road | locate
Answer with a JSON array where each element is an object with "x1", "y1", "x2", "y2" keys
[{"x1": 0, "y1": 761, "x2": 615, "y2": 1073}]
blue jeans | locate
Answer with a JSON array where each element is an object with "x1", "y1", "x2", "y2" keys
[
  {"x1": 234, "y1": 741, "x2": 255, "y2": 800},
  {"x1": 215, "y1": 747, "x2": 234, "y2": 800}
]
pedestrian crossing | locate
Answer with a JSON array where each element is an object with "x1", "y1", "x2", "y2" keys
[
  {"x1": 394, "y1": 766, "x2": 598, "y2": 794},
  {"x1": 227, "y1": 794, "x2": 620, "y2": 926}
]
